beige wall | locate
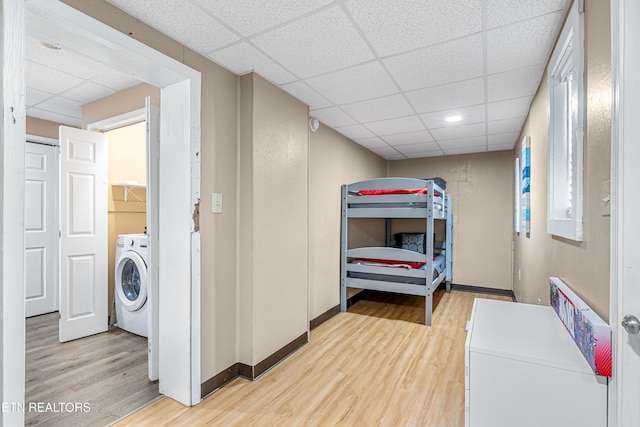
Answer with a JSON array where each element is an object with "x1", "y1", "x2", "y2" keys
[
  {"x1": 513, "y1": 0, "x2": 611, "y2": 319},
  {"x1": 239, "y1": 73, "x2": 309, "y2": 364},
  {"x1": 389, "y1": 152, "x2": 515, "y2": 290},
  {"x1": 105, "y1": 122, "x2": 147, "y2": 316},
  {"x1": 26, "y1": 117, "x2": 65, "y2": 139},
  {"x1": 309, "y1": 125, "x2": 387, "y2": 319}
]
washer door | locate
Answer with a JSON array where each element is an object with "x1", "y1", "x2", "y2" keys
[{"x1": 115, "y1": 251, "x2": 148, "y2": 312}]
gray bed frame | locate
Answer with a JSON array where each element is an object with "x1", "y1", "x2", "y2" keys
[{"x1": 339, "y1": 177, "x2": 453, "y2": 326}]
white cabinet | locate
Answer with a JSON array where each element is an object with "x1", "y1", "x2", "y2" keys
[{"x1": 465, "y1": 299, "x2": 607, "y2": 427}]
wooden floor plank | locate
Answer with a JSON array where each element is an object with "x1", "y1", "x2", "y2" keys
[
  {"x1": 115, "y1": 290, "x2": 511, "y2": 427},
  {"x1": 25, "y1": 312, "x2": 159, "y2": 426}
]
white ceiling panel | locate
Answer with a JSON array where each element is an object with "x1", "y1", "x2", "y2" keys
[
  {"x1": 340, "y1": 94, "x2": 414, "y2": 123},
  {"x1": 431, "y1": 123, "x2": 486, "y2": 141},
  {"x1": 311, "y1": 106, "x2": 358, "y2": 128},
  {"x1": 421, "y1": 105, "x2": 485, "y2": 129},
  {"x1": 345, "y1": 0, "x2": 482, "y2": 57},
  {"x1": 194, "y1": 0, "x2": 334, "y2": 37},
  {"x1": 27, "y1": 61, "x2": 84, "y2": 94},
  {"x1": 27, "y1": 107, "x2": 81, "y2": 128},
  {"x1": 488, "y1": 132, "x2": 520, "y2": 145},
  {"x1": 251, "y1": 7, "x2": 374, "y2": 78},
  {"x1": 208, "y1": 42, "x2": 297, "y2": 85},
  {"x1": 382, "y1": 130, "x2": 434, "y2": 145},
  {"x1": 364, "y1": 115, "x2": 425, "y2": 136},
  {"x1": 27, "y1": 1, "x2": 569, "y2": 160},
  {"x1": 334, "y1": 125, "x2": 375, "y2": 141},
  {"x1": 487, "y1": 0, "x2": 569, "y2": 29},
  {"x1": 281, "y1": 81, "x2": 332, "y2": 110},
  {"x1": 305, "y1": 61, "x2": 398, "y2": 105},
  {"x1": 443, "y1": 146, "x2": 487, "y2": 156},
  {"x1": 488, "y1": 142, "x2": 517, "y2": 151},
  {"x1": 488, "y1": 96, "x2": 533, "y2": 121},
  {"x1": 395, "y1": 142, "x2": 441, "y2": 154},
  {"x1": 487, "y1": 65, "x2": 544, "y2": 102},
  {"x1": 106, "y1": 0, "x2": 239, "y2": 54},
  {"x1": 384, "y1": 34, "x2": 484, "y2": 91},
  {"x1": 487, "y1": 12, "x2": 564, "y2": 74},
  {"x1": 406, "y1": 78, "x2": 485, "y2": 114},
  {"x1": 488, "y1": 117, "x2": 525, "y2": 135},
  {"x1": 355, "y1": 137, "x2": 391, "y2": 149}
]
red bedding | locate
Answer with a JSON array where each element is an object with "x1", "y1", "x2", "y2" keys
[
  {"x1": 356, "y1": 188, "x2": 441, "y2": 197},
  {"x1": 352, "y1": 258, "x2": 435, "y2": 270}
]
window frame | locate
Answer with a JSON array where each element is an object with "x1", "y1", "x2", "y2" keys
[{"x1": 547, "y1": 1, "x2": 585, "y2": 241}]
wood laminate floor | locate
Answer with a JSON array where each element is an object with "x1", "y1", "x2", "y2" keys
[
  {"x1": 25, "y1": 313, "x2": 160, "y2": 427},
  {"x1": 115, "y1": 289, "x2": 512, "y2": 427}
]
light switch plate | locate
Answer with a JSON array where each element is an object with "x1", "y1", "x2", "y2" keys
[
  {"x1": 600, "y1": 180, "x2": 610, "y2": 216},
  {"x1": 211, "y1": 193, "x2": 223, "y2": 214}
]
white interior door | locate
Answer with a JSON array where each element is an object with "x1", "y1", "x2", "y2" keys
[
  {"x1": 612, "y1": 0, "x2": 640, "y2": 424},
  {"x1": 146, "y1": 96, "x2": 160, "y2": 381},
  {"x1": 25, "y1": 142, "x2": 59, "y2": 317},
  {"x1": 59, "y1": 126, "x2": 108, "y2": 342}
]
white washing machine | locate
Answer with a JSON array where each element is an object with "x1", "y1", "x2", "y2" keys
[{"x1": 115, "y1": 233, "x2": 149, "y2": 337}]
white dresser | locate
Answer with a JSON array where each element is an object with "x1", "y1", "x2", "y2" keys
[{"x1": 465, "y1": 298, "x2": 608, "y2": 427}]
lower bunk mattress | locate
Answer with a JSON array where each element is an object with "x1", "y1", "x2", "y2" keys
[{"x1": 349, "y1": 254, "x2": 446, "y2": 284}]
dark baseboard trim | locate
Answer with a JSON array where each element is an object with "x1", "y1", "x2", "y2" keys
[
  {"x1": 254, "y1": 332, "x2": 307, "y2": 379},
  {"x1": 201, "y1": 333, "x2": 308, "y2": 399},
  {"x1": 309, "y1": 290, "x2": 373, "y2": 331},
  {"x1": 450, "y1": 283, "x2": 516, "y2": 300},
  {"x1": 310, "y1": 305, "x2": 340, "y2": 331}
]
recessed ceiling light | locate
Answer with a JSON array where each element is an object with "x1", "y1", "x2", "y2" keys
[{"x1": 445, "y1": 115, "x2": 462, "y2": 123}]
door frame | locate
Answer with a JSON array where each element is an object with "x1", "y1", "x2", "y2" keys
[{"x1": 1, "y1": 0, "x2": 202, "y2": 423}]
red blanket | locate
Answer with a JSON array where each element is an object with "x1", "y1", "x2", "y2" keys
[
  {"x1": 356, "y1": 188, "x2": 441, "y2": 197},
  {"x1": 352, "y1": 258, "x2": 434, "y2": 270}
]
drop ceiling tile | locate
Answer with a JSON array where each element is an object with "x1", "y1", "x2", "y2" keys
[
  {"x1": 487, "y1": 12, "x2": 564, "y2": 74},
  {"x1": 340, "y1": 94, "x2": 414, "y2": 123},
  {"x1": 488, "y1": 65, "x2": 544, "y2": 102},
  {"x1": 26, "y1": 87, "x2": 53, "y2": 107},
  {"x1": 382, "y1": 130, "x2": 434, "y2": 145},
  {"x1": 305, "y1": 61, "x2": 398, "y2": 105},
  {"x1": 394, "y1": 142, "x2": 441, "y2": 154},
  {"x1": 193, "y1": 0, "x2": 334, "y2": 37},
  {"x1": 443, "y1": 146, "x2": 487, "y2": 156},
  {"x1": 345, "y1": 0, "x2": 482, "y2": 57},
  {"x1": 106, "y1": 0, "x2": 239, "y2": 54},
  {"x1": 383, "y1": 153, "x2": 408, "y2": 160},
  {"x1": 488, "y1": 96, "x2": 533, "y2": 121},
  {"x1": 27, "y1": 107, "x2": 81, "y2": 128},
  {"x1": 438, "y1": 135, "x2": 486, "y2": 149},
  {"x1": 421, "y1": 105, "x2": 485, "y2": 129},
  {"x1": 251, "y1": 6, "x2": 374, "y2": 78},
  {"x1": 488, "y1": 117, "x2": 525, "y2": 135},
  {"x1": 488, "y1": 142, "x2": 516, "y2": 151},
  {"x1": 280, "y1": 82, "x2": 332, "y2": 109},
  {"x1": 91, "y1": 72, "x2": 140, "y2": 92},
  {"x1": 36, "y1": 96, "x2": 83, "y2": 118},
  {"x1": 431, "y1": 122, "x2": 486, "y2": 141},
  {"x1": 404, "y1": 150, "x2": 445, "y2": 159},
  {"x1": 62, "y1": 81, "x2": 117, "y2": 104},
  {"x1": 487, "y1": 0, "x2": 569, "y2": 29},
  {"x1": 26, "y1": 36, "x2": 102, "y2": 80},
  {"x1": 335, "y1": 125, "x2": 375, "y2": 141},
  {"x1": 208, "y1": 42, "x2": 297, "y2": 85},
  {"x1": 364, "y1": 115, "x2": 425, "y2": 136},
  {"x1": 384, "y1": 34, "x2": 484, "y2": 91},
  {"x1": 371, "y1": 145, "x2": 401, "y2": 156},
  {"x1": 488, "y1": 132, "x2": 520, "y2": 145},
  {"x1": 311, "y1": 107, "x2": 357, "y2": 128},
  {"x1": 355, "y1": 137, "x2": 389, "y2": 149},
  {"x1": 27, "y1": 61, "x2": 84, "y2": 94},
  {"x1": 406, "y1": 78, "x2": 485, "y2": 113}
]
